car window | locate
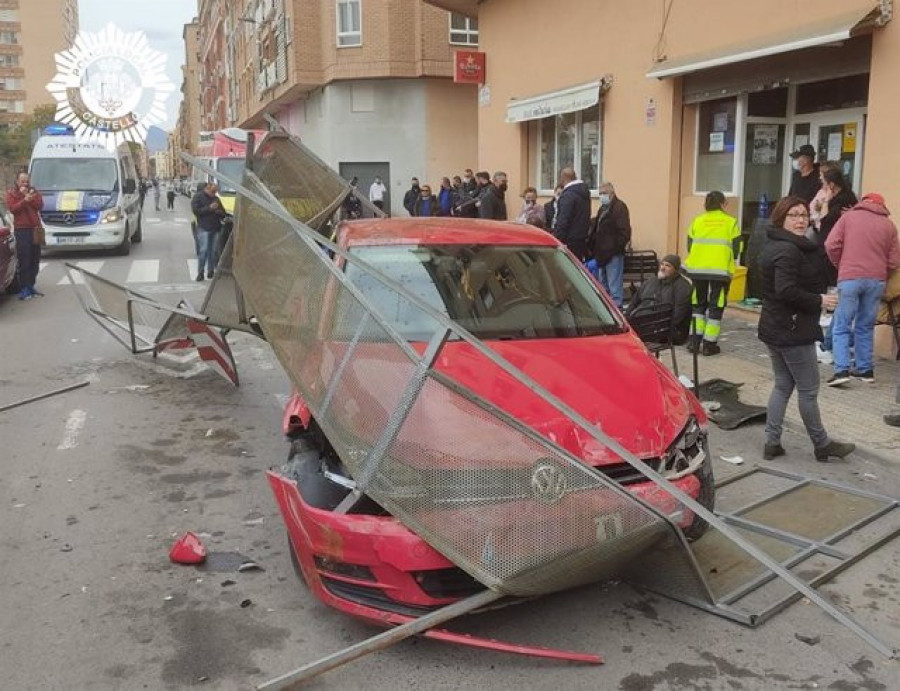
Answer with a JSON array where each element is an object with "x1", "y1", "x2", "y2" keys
[
  {"x1": 216, "y1": 158, "x2": 245, "y2": 194},
  {"x1": 340, "y1": 244, "x2": 623, "y2": 341}
]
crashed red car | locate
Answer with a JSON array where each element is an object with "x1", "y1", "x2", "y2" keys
[{"x1": 268, "y1": 218, "x2": 713, "y2": 626}]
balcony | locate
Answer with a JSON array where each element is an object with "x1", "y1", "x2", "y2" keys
[{"x1": 422, "y1": 0, "x2": 478, "y2": 17}]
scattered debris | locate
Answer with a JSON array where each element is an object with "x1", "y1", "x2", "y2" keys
[
  {"x1": 862, "y1": 473, "x2": 878, "y2": 481},
  {"x1": 169, "y1": 532, "x2": 207, "y2": 565},
  {"x1": 240, "y1": 599, "x2": 252, "y2": 608},
  {"x1": 720, "y1": 455, "x2": 744, "y2": 465},
  {"x1": 702, "y1": 401, "x2": 722, "y2": 412},
  {"x1": 238, "y1": 560, "x2": 263, "y2": 573},
  {"x1": 13, "y1": 503, "x2": 26, "y2": 509},
  {"x1": 201, "y1": 551, "x2": 252, "y2": 573},
  {"x1": 795, "y1": 633, "x2": 821, "y2": 646},
  {"x1": 164, "y1": 595, "x2": 174, "y2": 601},
  {"x1": 677, "y1": 375, "x2": 694, "y2": 388},
  {"x1": 243, "y1": 517, "x2": 265, "y2": 526},
  {"x1": 197, "y1": 676, "x2": 209, "y2": 683},
  {"x1": 205, "y1": 429, "x2": 214, "y2": 438},
  {"x1": 60, "y1": 544, "x2": 74, "y2": 552},
  {"x1": 0, "y1": 380, "x2": 90, "y2": 414},
  {"x1": 221, "y1": 579, "x2": 236, "y2": 587}
]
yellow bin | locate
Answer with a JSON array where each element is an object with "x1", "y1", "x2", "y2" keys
[{"x1": 728, "y1": 266, "x2": 748, "y2": 302}]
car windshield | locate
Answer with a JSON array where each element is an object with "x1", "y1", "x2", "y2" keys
[
  {"x1": 30, "y1": 158, "x2": 118, "y2": 192},
  {"x1": 216, "y1": 158, "x2": 245, "y2": 194},
  {"x1": 341, "y1": 244, "x2": 623, "y2": 341}
]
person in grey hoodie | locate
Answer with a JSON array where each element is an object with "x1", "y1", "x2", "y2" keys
[
  {"x1": 553, "y1": 167, "x2": 591, "y2": 260},
  {"x1": 825, "y1": 192, "x2": 900, "y2": 386}
]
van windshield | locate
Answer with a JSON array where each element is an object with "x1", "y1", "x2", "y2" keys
[
  {"x1": 216, "y1": 158, "x2": 245, "y2": 194},
  {"x1": 31, "y1": 159, "x2": 118, "y2": 193}
]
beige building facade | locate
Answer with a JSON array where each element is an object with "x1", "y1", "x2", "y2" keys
[
  {"x1": 174, "y1": 19, "x2": 202, "y2": 178},
  {"x1": 428, "y1": 0, "x2": 898, "y2": 260},
  {"x1": 0, "y1": 0, "x2": 77, "y2": 126},
  {"x1": 188, "y1": 0, "x2": 478, "y2": 215}
]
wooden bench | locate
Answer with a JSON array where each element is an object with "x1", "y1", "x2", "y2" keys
[{"x1": 623, "y1": 249, "x2": 659, "y2": 300}]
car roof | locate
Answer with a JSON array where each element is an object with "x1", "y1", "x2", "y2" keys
[{"x1": 339, "y1": 218, "x2": 560, "y2": 248}]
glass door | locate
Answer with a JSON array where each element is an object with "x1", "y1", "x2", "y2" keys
[{"x1": 789, "y1": 113, "x2": 865, "y2": 194}]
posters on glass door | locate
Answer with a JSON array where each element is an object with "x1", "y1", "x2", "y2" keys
[
  {"x1": 752, "y1": 124, "x2": 779, "y2": 165},
  {"x1": 827, "y1": 132, "x2": 842, "y2": 161}
]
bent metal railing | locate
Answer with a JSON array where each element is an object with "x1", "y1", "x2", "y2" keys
[{"x1": 182, "y1": 133, "x2": 896, "y2": 661}]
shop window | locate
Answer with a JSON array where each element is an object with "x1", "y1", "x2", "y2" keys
[
  {"x1": 747, "y1": 87, "x2": 788, "y2": 118},
  {"x1": 796, "y1": 74, "x2": 868, "y2": 114},
  {"x1": 537, "y1": 104, "x2": 602, "y2": 192},
  {"x1": 336, "y1": 0, "x2": 361, "y2": 47},
  {"x1": 449, "y1": 13, "x2": 478, "y2": 46},
  {"x1": 695, "y1": 97, "x2": 737, "y2": 194}
]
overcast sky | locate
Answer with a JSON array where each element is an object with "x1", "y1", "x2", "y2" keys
[{"x1": 77, "y1": 0, "x2": 198, "y2": 131}]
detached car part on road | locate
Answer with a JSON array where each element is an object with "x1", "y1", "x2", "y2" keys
[{"x1": 268, "y1": 219, "x2": 715, "y2": 623}]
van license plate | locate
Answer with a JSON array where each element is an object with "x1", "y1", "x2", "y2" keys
[{"x1": 56, "y1": 236, "x2": 85, "y2": 245}]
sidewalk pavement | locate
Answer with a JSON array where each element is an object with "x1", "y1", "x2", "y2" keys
[{"x1": 675, "y1": 307, "x2": 900, "y2": 463}]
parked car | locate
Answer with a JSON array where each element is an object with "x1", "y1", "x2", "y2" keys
[
  {"x1": 267, "y1": 218, "x2": 714, "y2": 626},
  {"x1": 0, "y1": 198, "x2": 18, "y2": 294}
]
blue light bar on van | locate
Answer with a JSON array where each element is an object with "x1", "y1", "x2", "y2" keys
[{"x1": 44, "y1": 123, "x2": 76, "y2": 135}]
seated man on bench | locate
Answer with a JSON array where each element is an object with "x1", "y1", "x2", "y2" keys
[{"x1": 625, "y1": 254, "x2": 693, "y2": 345}]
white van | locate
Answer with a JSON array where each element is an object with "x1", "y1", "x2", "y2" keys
[{"x1": 29, "y1": 125, "x2": 142, "y2": 255}]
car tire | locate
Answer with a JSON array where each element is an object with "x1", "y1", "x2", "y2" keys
[
  {"x1": 114, "y1": 226, "x2": 131, "y2": 256},
  {"x1": 4, "y1": 273, "x2": 20, "y2": 294},
  {"x1": 683, "y1": 453, "x2": 715, "y2": 541},
  {"x1": 132, "y1": 214, "x2": 142, "y2": 244}
]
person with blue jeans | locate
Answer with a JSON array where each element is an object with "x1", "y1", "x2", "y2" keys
[
  {"x1": 190, "y1": 182, "x2": 226, "y2": 281},
  {"x1": 587, "y1": 181, "x2": 631, "y2": 307},
  {"x1": 825, "y1": 192, "x2": 900, "y2": 386}
]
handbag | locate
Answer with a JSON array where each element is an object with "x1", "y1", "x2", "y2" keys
[{"x1": 33, "y1": 223, "x2": 46, "y2": 246}]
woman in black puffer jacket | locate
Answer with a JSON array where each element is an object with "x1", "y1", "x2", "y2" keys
[{"x1": 757, "y1": 196, "x2": 855, "y2": 463}]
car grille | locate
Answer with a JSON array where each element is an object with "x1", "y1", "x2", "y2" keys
[
  {"x1": 41, "y1": 211, "x2": 99, "y2": 227},
  {"x1": 320, "y1": 576, "x2": 439, "y2": 617},
  {"x1": 596, "y1": 458, "x2": 662, "y2": 486},
  {"x1": 413, "y1": 568, "x2": 485, "y2": 599}
]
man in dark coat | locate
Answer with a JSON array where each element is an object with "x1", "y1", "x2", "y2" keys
[
  {"x1": 191, "y1": 182, "x2": 227, "y2": 281},
  {"x1": 587, "y1": 181, "x2": 632, "y2": 307},
  {"x1": 553, "y1": 167, "x2": 591, "y2": 259},
  {"x1": 478, "y1": 171, "x2": 508, "y2": 221},
  {"x1": 788, "y1": 144, "x2": 820, "y2": 204},
  {"x1": 625, "y1": 254, "x2": 693, "y2": 344},
  {"x1": 403, "y1": 178, "x2": 421, "y2": 216}
]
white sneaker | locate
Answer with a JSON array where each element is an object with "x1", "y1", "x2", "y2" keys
[{"x1": 816, "y1": 345, "x2": 833, "y2": 364}]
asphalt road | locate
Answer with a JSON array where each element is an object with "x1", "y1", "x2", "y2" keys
[{"x1": 1, "y1": 198, "x2": 899, "y2": 690}]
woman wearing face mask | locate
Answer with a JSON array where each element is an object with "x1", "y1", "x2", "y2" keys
[
  {"x1": 757, "y1": 196, "x2": 855, "y2": 462},
  {"x1": 515, "y1": 186, "x2": 546, "y2": 228},
  {"x1": 808, "y1": 161, "x2": 839, "y2": 231}
]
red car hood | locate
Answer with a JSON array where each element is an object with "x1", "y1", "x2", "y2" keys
[{"x1": 433, "y1": 333, "x2": 695, "y2": 463}]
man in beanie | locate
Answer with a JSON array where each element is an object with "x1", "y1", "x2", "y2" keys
[{"x1": 625, "y1": 254, "x2": 693, "y2": 344}]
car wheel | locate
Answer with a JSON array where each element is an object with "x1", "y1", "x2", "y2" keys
[
  {"x1": 683, "y1": 453, "x2": 715, "y2": 541},
  {"x1": 132, "y1": 213, "x2": 143, "y2": 243},
  {"x1": 114, "y1": 226, "x2": 131, "y2": 256},
  {"x1": 4, "y1": 273, "x2": 20, "y2": 294}
]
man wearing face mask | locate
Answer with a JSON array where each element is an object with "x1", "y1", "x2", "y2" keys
[
  {"x1": 587, "y1": 181, "x2": 632, "y2": 307},
  {"x1": 478, "y1": 171, "x2": 508, "y2": 220},
  {"x1": 461, "y1": 168, "x2": 478, "y2": 198},
  {"x1": 553, "y1": 167, "x2": 591, "y2": 258},
  {"x1": 788, "y1": 144, "x2": 820, "y2": 204},
  {"x1": 403, "y1": 177, "x2": 421, "y2": 216},
  {"x1": 625, "y1": 254, "x2": 693, "y2": 344}
]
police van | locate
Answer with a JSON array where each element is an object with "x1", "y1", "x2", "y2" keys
[{"x1": 29, "y1": 125, "x2": 143, "y2": 255}]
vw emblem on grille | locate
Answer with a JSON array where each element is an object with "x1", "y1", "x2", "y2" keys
[
  {"x1": 63, "y1": 212, "x2": 75, "y2": 225},
  {"x1": 530, "y1": 462, "x2": 567, "y2": 504}
]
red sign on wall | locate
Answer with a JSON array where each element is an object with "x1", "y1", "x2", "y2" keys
[{"x1": 454, "y1": 50, "x2": 486, "y2": 84}]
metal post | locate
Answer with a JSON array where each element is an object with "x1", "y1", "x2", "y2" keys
[
  {"x1": 256, "y1": 589, "x2": 504, "y2": 690},
  {"x1": 0, "y1": 381, "x2": 90, "y2": 414}
]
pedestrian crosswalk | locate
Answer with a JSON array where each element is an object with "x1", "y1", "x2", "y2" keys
[{"x1": 44, "y1": 259, "x2": 207, "y2": 287}]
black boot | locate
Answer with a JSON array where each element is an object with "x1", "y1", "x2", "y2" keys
[
  {"x1": 884, "y1": 413, "x2": 900, "y2": 428},
  {"x1": 763, "y1": 444, "x2": 785, "y2": 460},
  {"x1": 814, "y1": 440, "x2": 855, "y2": 462},
  {"x1": 686, "y1": 335, "x2": 702, "y2": 354},
  {"x1": 701, "y1": 340, "x2": 721, "y2": 356}
]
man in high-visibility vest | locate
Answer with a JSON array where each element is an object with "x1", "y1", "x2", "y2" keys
[{"x1": 684, "y1": 191, "x2": 741, "y2": 356}]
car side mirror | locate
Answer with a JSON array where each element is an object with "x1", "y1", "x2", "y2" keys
[{"x1": 123, "y1": 179, "x2": 136, "y2": 194}]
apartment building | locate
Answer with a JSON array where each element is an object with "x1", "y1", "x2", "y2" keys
[
  {"x1": 195, "y1": 0, "x2": 478, "y2": 215},
  {"x1": 0, "y1": 0, "x2": 78, "y2": 126},
  {"x1": 174, "y1": 19, "x2": 202, "y2": 178}
]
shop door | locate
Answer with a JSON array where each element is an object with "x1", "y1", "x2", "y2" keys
[
  {"x1": 790, "y1": 114, "x2": 865, "y2": 194},
  {"x1": 339, "y1": 162, "x2": 391, "y2": 217}
]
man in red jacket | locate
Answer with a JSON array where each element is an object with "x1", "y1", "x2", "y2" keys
[
  {"x1": 5, "y1": 171, "x2": 44, "y2": 300},
  {"x1": 825, "y1": 192, "x2": 900, "y2": 385}
]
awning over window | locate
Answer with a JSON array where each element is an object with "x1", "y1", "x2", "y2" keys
[
  {"x1": 506, "y1": 78, "x2": 610, "y2": 124},
  {"x1": 646, "y1": 6, "x2": 888, "y2": 80}
]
